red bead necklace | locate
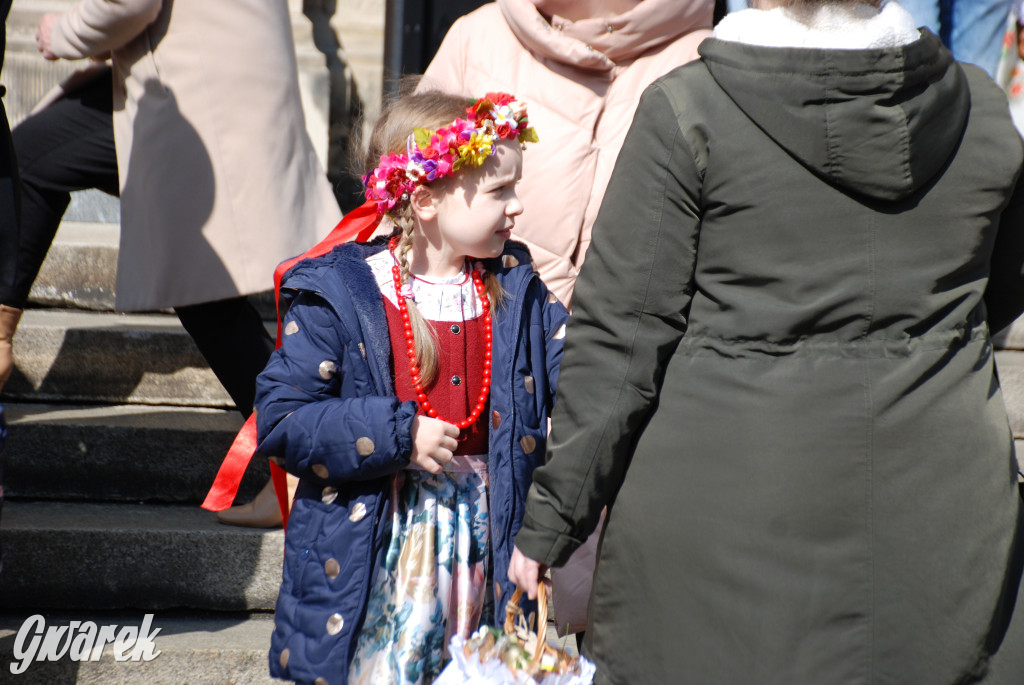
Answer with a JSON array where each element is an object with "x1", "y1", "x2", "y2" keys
[{"x1": 389, "y1": 238, "x2": 492, "y2": 431}]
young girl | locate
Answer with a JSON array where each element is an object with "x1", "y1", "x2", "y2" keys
[{"x1": 254, "y1": 91, "x2": 568, "y2": 685}]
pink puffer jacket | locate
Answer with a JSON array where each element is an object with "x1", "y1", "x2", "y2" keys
[{"x1": 422, "y1": 0, "x2": 713, "y2": 305}]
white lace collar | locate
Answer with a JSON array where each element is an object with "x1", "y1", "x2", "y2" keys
[
  {"x1": 714, "y1": 1, "x2": 919, "y2": 50},
  {"x1": 365, "y1": 249, "x2": 485, "y2": 321}
]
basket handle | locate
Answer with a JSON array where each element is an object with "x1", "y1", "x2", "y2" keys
[{"x1": 504, "y1": 580, "x2": 550, "y2": 671}]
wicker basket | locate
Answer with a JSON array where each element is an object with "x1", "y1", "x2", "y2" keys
[{"x1": 434, "y1": 581, "x2": 595, "y2": 684}]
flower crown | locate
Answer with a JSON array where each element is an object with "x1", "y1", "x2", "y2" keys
[{"x1": 363, "y1": 92, "x2": 538, "y2": 215}]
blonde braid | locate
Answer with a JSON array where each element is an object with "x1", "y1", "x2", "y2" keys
[{"x1": 393, "y1": 211, "x2": 439, "y2": 387}]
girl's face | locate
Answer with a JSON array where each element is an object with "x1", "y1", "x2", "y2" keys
[{"x1": 432, "y1": 140, "x2": 524, "y2": 261}]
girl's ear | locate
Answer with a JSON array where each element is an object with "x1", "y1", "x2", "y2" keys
[{"x1": 409, "y1": 186, "x2": 439, "y2": 222}]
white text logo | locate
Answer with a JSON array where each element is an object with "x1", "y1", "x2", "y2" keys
[{"x1": 10, "y1": 614, "x2": 162, "y2": 675}]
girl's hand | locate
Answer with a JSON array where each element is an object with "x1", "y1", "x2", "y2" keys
[
  {"x1": 509, "y1": 546, "x2": 547, "y2": 600},
  {"x1": 409, "y1": 415, "x2": 459, "y2": 473}
]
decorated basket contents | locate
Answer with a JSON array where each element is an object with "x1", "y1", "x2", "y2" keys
[{"x1": 434, "y1": 582, "x2": 596, "y2": 685}]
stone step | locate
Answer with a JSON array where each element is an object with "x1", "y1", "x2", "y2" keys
[
  {"x1": 0, "y1": 612, "x2": 573, "y2": 683},
  {"x1": 27, "y1": 220, "x2": 279, "y2": 315},
  {"x1": 2, "y1": 403, "x2": 269, "y2": 504},
  {"x1": 29, "y1": 222, "x2": 120, "y2": 311},
  {"x1": 0, "y1": 611, "x2": 277, "y2": 684},
  {"x1": 0, "y1": 502, "x2": 283, "y2": 612},
  {"x1": 2, "y1": 309, "x2": 235, "y2": 407}
]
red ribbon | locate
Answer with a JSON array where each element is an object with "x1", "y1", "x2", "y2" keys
[{"x1": 201, "y1": 200, "x2": 382, "y2": 526}]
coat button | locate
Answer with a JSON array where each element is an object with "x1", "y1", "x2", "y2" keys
[
  {"x1": 450, "y1": 324, "x2": 461, "y2": 334},
  {"x1": 524, "y1": 376, "x2": 535, "y2": 394},
  {"x1": 312, "y1": 464, "x2": 329, "y2": 479},
  {"x1": 284, "y1": 320, "x2": 299, "y2": 335},
  {"x1": 520, "y1": 435, "x2": 537, "y2": 454},
  {"x1": 349, "y1": 502, "x2": 367, "y2": 522},
  {"x1": 358, "y1": 342, "x2": 367, "y2": 359},
  {"x1": 356, "y1": 437, "x2": 375, "y2": 456},
  {"x1": 322, "y1": 487, "x2": 338, "y2": 505},
  {"x1": 492, "y1": 410, "x2": 501, "y2": 429},
  {"x1": 451, "y1": 375, "x2": 462, "y2": 386},
  {"x1": 315, "y1": 679, "x2": 329, "y2": 685},
  {"x1": 325, "y1": 558, "x2": 340, "y2": 580},
  {"x1": 326, "y1": 613, "x2": 345, "y2": 635},
  {"x1": 318, "y1": 360, "x2": 337, "y2": 379},
  {"x1": 279, "y1": 648, "x2": 290, "y2": 669}
]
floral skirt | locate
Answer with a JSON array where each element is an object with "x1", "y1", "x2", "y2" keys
[{"x1": 349, "y1": 458, "x2": 491, "y2": 685}]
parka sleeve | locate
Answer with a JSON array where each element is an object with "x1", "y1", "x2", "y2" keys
[
  {"x1": 254, "y1": 292, "x2": 416, "y2": 485},
  {"x1": 48, "y1": 0, "x2": 162, "y2": 60},
  {"x1": 984, "y1": 167, "x2": 1024, "y2": 335},
  {"x1": 515, "y1": 84, "x2": 703, "y2": 567}
]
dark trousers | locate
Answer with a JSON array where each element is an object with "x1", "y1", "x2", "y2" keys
[
  {"x1": 4, "y1": 69, "x2": 118, "y2": 309},
  {"x1": 4, "y1": 70, "x2": 273, "y2": 418},
  {"x1": 0, "y1": 97, "x2": 20, "y2": 296}
]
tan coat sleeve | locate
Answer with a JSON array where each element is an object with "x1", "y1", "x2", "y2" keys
[{"x1": 49, "y1": 0, "x2": 162, "y2": 60}]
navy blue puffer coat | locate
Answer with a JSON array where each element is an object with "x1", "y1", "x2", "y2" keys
[{"x1": 255, "y1": 237, "x2": 568, "y2": 684}]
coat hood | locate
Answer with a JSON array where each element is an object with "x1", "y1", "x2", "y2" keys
[
  {"x1": 497, "y1": 0, "x2": 713, "y2": 69},
  {"x1": 697, "y1": 30, "x2": 969, "y2": 202}
]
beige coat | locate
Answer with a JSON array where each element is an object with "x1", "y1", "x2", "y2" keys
[
  {"x1": 422, "y1": 0, "x2": 713, "y2": 304},
  {"x1": 49, "y1": 0, "x2": 341, "y2": 311}
]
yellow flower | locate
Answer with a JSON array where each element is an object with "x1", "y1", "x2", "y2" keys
[{"x1": 454, "y1": 132, "x2": 494, "y2": 170}]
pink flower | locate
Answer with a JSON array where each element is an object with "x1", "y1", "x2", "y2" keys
[{"x1": 484, "y1": 92, "x2": 514, "y2": 107}]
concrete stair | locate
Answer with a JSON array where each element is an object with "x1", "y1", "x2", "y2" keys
[
  {"x1": 2, "y1": 403, "x2": 264, "y2": 503},
  {"x1": 0, "y1": 0, "x2": 389, "y2": 675},
  {"x1": 0, "y1": 502, "x2": 282, "y2": 612},
  {"x1": 0, "y1": 1, "x2": 384, "y2": 681},
  {"x1": 26, "y1": 222, "x2": 119, "y2": 311},
  {"x1": 0, "y1": 613, "x2": 277, "y2": 684},
  {"x1": 3, "y1": 309, "x2": 236, "y2": 407},
  {"x1": 0, "y1": 223, "x2": 281, "y2": 682}
]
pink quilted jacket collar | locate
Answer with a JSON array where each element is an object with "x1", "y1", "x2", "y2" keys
[{"x1": 498, "y1": 0, "x2": 713, "y2": 68}]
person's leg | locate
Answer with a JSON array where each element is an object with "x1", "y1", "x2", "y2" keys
[
  {"x1": 3, "y1": 69, "x2": 118, "y2": 310},
  {"x1": 174, "y1": 296, "x2": 287, "y2": 527},
  {"x1": 0, "y1": 101, "x2": 20, "y2": 302},
  {"x1": 0, "y1": 97, "x2": 21, "y2": 391},
  {"x1": 949, "y1": 0, "x2": 1015, "y2": 78},
  {"x1": 173, "y1": 296, "x2": 274, "y2": 419},
  {"x1": 0, "y1": 70, "x2": 117, "y2": 392}
]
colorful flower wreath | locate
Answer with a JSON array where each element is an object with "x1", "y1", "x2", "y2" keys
[{"x1": 363, "y1": 92, "x2": 539, "y2": 215}]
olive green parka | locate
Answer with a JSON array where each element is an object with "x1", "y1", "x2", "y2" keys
[{"x1": 516, "y1": 31, "x2": 1024, "y2": 684}]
